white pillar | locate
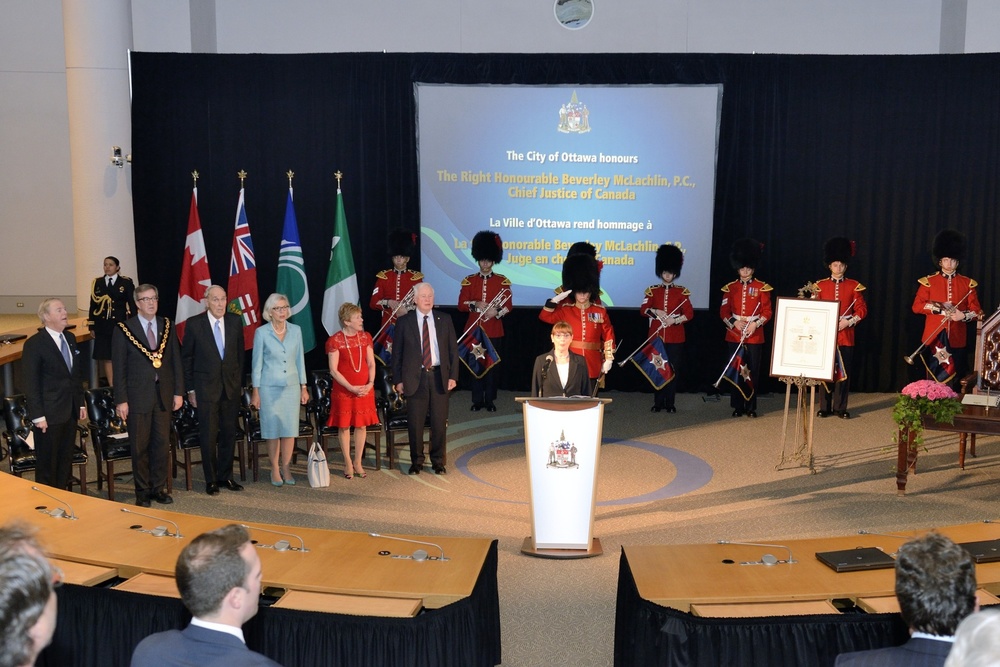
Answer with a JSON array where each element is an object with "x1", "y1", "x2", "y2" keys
[{"x1": 62, "y1": 0, "x2": 136, "y2": 313}]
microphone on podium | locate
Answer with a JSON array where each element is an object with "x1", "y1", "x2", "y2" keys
[
  {"x1": 717, "y1": 540, "x2": 796, "y2": 565},
  {"x1": 539, "y1": 355, "x2": 553, "y2": 396},
  {"x1": 369, "y1": 533, "x2": 448, "y2": 561},
  {"x1": 120, "y1": 508, "x2": 183, "y2": 538},
  {"x1": 240, "y1": 524, "x2": 308, "y2": 552},
  {"x1": 31, "y1": 486, "x2": 77, "y2": 520}
]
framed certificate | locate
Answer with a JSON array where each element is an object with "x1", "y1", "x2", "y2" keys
[{"x1": 769, "y1": 297, "x2": 840, "y2": 381}]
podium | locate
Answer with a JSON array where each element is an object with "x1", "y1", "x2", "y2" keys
[{"x1": 515, "y1": 396, "x2": 611, "y2": 559}]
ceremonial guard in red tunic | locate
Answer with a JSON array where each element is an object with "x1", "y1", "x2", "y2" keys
[
  {"x1": 458, "y1": 231, "x2": 512, "y2": 412},
  {"x1": 720, "y1": 238, "x2": 772, "y2": 418},
  {"x1": 639, "y1": 244, "x2": 693, "y2": 413},
  {"x1": 911, "y1": 229, "x2": 982, "y2": 387},
  {"x1": 813, "y1": 237, "x2": 867, "y2": 419},
  {"x1": 370, "y1": 229, "x2": 422, "y2": 367},
  {"x1": 540, "y1": 253, "x2": 615, "y2": 384}
]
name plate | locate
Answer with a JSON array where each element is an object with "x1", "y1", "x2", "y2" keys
[{"x1": 962, "y1": 394, "x2": 1000, "y2": 407}]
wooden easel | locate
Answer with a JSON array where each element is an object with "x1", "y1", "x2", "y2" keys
[{"x1": 776, "y1": 375, "x2": 822, "y2": 473}]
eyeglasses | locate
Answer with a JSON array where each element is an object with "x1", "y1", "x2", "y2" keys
[
  {"x1": 272, "y1": 306, "x2": 290, "y2": 312},
  {"x1": 136, "y1": 296, "x2": 159, "y2": 303}
]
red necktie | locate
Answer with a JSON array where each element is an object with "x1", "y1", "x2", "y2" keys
[{"x1": 422, "y1": 315, "x2": 432, "y2": 369}]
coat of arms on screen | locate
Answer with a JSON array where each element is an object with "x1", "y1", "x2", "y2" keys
[
  {"x1": 557, "y1": 91, "x2": 591, "y2": 134},
  {"x1": 546, "y1": 430, "x2": 580, "y2": 469}
]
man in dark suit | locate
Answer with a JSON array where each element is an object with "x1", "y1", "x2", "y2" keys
[
  {"x1": 181, "y1": 285, "x2": 245, "y2": 496},
  {"x1": 130, "y1": 524, "x2": 280, "y2": 666},
  {"x1": 21, "y1": 298, "x2": 87, "y2": 490},
  {"x1": 113, "y1": 283, "x2": 184, "y2": 507},
  {"x1": 391, "y1": 282, "x2": 458, "y2": 475},
  {"x1": 835, "y1": 532, "x2": 977, "y2": 666}
]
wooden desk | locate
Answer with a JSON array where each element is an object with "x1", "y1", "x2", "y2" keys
[
  {"x1": 115, "y1": 572, "x2": 180, "y2": 598},
  {"x1": 896, "y1": 406, "x2": 1000, "y2": 493},
  {"x1": 273, "y1": 590, "x2": 422, "y2": 617},
  {"x1": 0, "y1": 317, "x2": 95, "y2": 395},
  {"x1": 50, "y1": 558, "x2": 117, "y2": 586}
]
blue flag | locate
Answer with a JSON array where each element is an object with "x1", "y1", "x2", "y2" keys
[
  {"x1": 630, "y1": 337, "x2": 675, "y2": 390},
  {"x1": 275, "y1": 187, "x2": 316, "y2": 352},
  {"x1": 459, "y1": 326, "x2": 500, "y2": 379},
  {"x1": 920, "y1": 331, "x2": 956, "y2": 384},
  {"x1": 373, "y1": 323, "x2": 395, "y2": 367},
  {"x1": 722, "y1": 344, "x2": 754, "y2": 401}
]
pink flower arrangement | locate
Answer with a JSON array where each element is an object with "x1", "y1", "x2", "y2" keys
[{"x1": 900, "y1": 380, "x2": 958, "y2": 401}]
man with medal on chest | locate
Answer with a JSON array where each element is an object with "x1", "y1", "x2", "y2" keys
[{"x1": 112, "y1": 283, "x2": 184, "y2": 507}]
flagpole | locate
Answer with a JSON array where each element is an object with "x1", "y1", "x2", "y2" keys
[
  {"x1": 712, "y1": 302, "x2": 761, "y2": 388},
  {"x1": 903, "y1": 288, "x2": 975, "y2": 365},
  {"x1": 458, "y1": 290, "x2": 511, "y2": 342},
  {"x1": 617, "y1": 299, "x2": 687, "y2": 367}
]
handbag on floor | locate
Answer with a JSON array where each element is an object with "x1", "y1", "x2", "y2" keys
[{"x1": 307, "y1": 441, "x2": 330, "y2": 488}]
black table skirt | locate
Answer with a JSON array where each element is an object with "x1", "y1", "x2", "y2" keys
[
  {"x1": 614, "y1": 549, "x2": 908, "y2": 667},
  {"x1": 40, "y1": 540, "x2": 500, "y2": 667}
]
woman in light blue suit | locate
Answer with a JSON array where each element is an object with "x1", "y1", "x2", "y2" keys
[{"x1": 251, "y1": 293, "x2": 309, "y2": 486}]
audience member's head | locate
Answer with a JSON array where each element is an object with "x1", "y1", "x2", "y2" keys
[
  {"x1": 175, "y1": 524, "x2": 262, "y2": 627},
  {"x1": 945, "y1": 608, "x2": 1000, "y2": 667},
  {"x1": 895, "y1": 532, "x2": 977, "y2": 637},
  {"x1": 0, "y1": 523, "x2": 58, "y2": 667}
]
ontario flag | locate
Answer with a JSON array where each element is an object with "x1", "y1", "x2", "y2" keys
[
  {"x1": 373, "y1": 324, "x2": 394, "y2": 367},
  {"x1": 458, "y1": 326, "x2": 500, "y2": 379},
  {"x1": 722, "y1": 343, "x2": 755, "y2": 401},
  {"x1": 921, "y1": 331, "x2": 957, "y2": 384},
  {"x1": 630, "y1": 337, "x2": 674, "y2": 390},
  {"x1": 227, "y1": 187, "x2": 261, "y2": 349},
  {"x1": 175, "y1": 186, "x2": 212, "y2": 342}
]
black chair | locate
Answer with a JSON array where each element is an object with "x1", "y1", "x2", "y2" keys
[
  {"x1": 309, "y1": 370, "x2": 382, "y2": 470},
  {"x1": 240, "y1": 386, "x2": 314, "y2": 482},
  {"x1": 170, "y1": 397, "x2": 248, "y2": 491},
  {"x1": 84, "y1": 387, "x2": 134, "y2": 500},
  {"x1": 2, "y1": 394, "x2": 88, "y2": 493},
  {"x1": 375, "y1": 365, "x2": 433, "y2": 470}
]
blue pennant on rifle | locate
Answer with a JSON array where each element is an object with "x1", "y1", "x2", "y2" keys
[
  {"x1": 920, "y1": 330, "x2": 956, "y2": 384},
  {"x1": 630, "y1": 337, "x2": 675, "y2": 390},
  {"x1": 822, "y1": 347, "x2": 848, "y2": 392},
  {"x1": 373, "y1": 323, "x2": 394, "y2": 367},
  {"x1": 459, "y1": 326, "x2": 500, "y2": 379},
  {"x1": 722, "y1": 344, "x2": 755, "y2": 400}
]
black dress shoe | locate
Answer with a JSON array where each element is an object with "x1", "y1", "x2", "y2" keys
[
  {"x1": 220, "y1": 480, "x2": 244, "y2": 491},
  {"x1": 665, "y1": 406, "x2": 677, "y2": 413},
  {"x1": 651, "y1": 406, "x2": 662, "y2": 413},
  {"x1": 433, "y1": 466, "x2": 447, "y2": 475},
  {"x1": 732, "y1": 410, "x2": 744, "y2": 418},
  {"x1": 485, "y1": 402, "x2": 497, "y2": 412},
  {"x1": 839, "y1": 411, "x2": 851, "y2": 420},
  {"x1": 471, "y1": 403, "x2": 483, "y2": 412},
  {"x1": 747, "y1": 410, "x2": 758, "y2": 418},
  {"x1": 152, "y1": 491, "x2": 173, "y2": 505},
  {"x1": 408, "y1": 464, "x2": 421, "y2": 475},
  {"x1": 136, "y1": 497, "x2": 151, "y2": 508},
  {"x1": 817, "y1": 410, "x2": 832, "y2": 418},
  {"x1": 206, "y1": 483, "x2": 220, "y2": 496}
]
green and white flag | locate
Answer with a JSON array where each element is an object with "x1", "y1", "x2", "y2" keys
[
  {"x1": 321, "y1": 183, "x2": 360, "y2": 335},
  {"x1": 276, "y1": 186, "x2": 316, "y2": 352}
]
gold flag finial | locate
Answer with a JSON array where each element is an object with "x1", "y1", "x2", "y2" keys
[
  {"x1": 334, "y1": 170, "x2": 343, "y2": 188},
  {"x1": 286, "y1": 170, "x2": 295, "y2": 187},
  {"x1": 237, "y1": 170, "x2": 247, "y2": 187},
  {"x1": 191, "y1": 170, "x2": 199, "y2": 186}
]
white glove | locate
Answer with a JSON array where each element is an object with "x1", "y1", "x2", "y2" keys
[
  {"x1": 601, "y1": 359, "x2": 613, "y2": 374},
  {"x1": 551, "y1": 289, "x2": 573, "y2": 304}
]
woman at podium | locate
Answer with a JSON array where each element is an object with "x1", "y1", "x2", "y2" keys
[{"x1": 531, "y1": 322, "x2": 591, "y2": 397}]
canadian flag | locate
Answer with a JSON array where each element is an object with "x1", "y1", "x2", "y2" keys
[{"x1": 175, "y1": 187, "x2": 212, "y2": 342}]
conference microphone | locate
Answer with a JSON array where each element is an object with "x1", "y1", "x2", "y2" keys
[
  {"x1": 717, "y1": 540, "x2": 796, "y2": 565},
  {"x1": 857, "y1": 530, "x2": 911, "y2": 539},
  {"x1": 240, "y1": 524, "x2": 308, "y2": 552},
  {"x1": 31, "y1": 486, "x2": 77, "y2": 520},
  {"x1": 369, "y1": 532, "x2": 448, "y2": 561},
  {"x1": 120, "y1": 508, "x2": 182, "y2": 538}
]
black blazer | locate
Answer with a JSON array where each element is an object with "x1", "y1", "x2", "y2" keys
[
  {"x1": 21, "y1": 329, "x2": 85, "y2": 423},
  {"x1": 391, "y1": 308, "x2": 458, "y2": 396},
  {"x1": 834, "y1": 636, "x2": 953, "y2": 667},
  {"x1": 531, "y1": 350, "x2": 591, "y2": 398},
  {"x1": 181, "y1": 311, "x2": 245, "y2": 401},
  {"x1": 112, "y1": 315, "x2": 184, "y2": 411}
]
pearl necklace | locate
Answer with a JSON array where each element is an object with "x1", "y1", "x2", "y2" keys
[
  {"x1": 273, "y1": 322, "x2": 287, "y2": 336},
  {"x1": 342, "y1": 329, "x2": 363, "y2": 373}
]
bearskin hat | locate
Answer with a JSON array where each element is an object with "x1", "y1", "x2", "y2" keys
[
  {"x1": 655, "y1": 244, "x2": 684, "y2": 278},
  {"x1": 471, "y1": 231, "x2": 503, "y2": 263},
  {"x1": 729, "y1": 238, "x2": 763, "y2": 271},
  {"x1": 562, "y1": 254, "x2": 600, "y2": 297},
  {"x1": 823, "y1": 237, "x2": 855, "y2": 266},
  {"x1": 387, "y1": 228, "x2": 417, "y2": 258},
  {"x1": 932, "y1": 229, "x2": 966, "y2": 263},
  {"x1": 567, "y1": 241, "x2": 597, "y2": 258}
]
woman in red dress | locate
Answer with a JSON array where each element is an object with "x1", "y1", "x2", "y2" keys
[{"x1": 326, "y1": 303, "x2": 378, "y2": 479}]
